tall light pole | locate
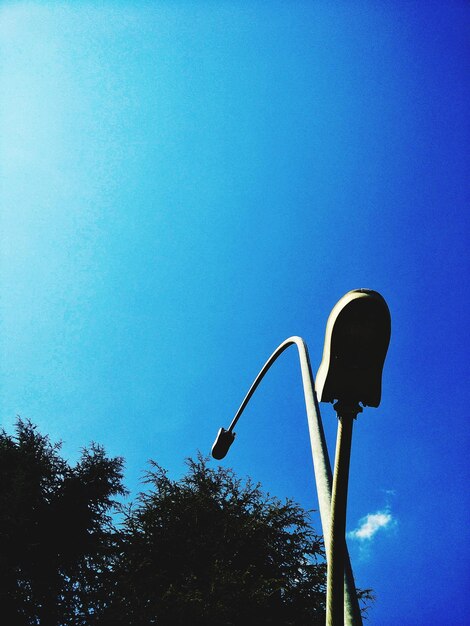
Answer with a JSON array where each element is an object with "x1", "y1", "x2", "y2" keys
[
  {"x1": 211, "y1": 336, "x2": 363, "y2": 626},
  {"x1": 316, "y1": 290, "x2": 391, "y2": 626}
]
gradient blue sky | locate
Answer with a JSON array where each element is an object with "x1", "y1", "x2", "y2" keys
[{"x1": 1, "y1": 2, "x2": 469, "y2": 624}]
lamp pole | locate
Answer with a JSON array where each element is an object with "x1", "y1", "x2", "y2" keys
[
  {"x1": 326, "y1": 402, "x2": 361, "y2": 626},
  {"x1": 316, "y1": 289, "x2": 391, "y2": 626},
  {"x1": 211, "y1": 336, "x2": 363, "y2": 626}
]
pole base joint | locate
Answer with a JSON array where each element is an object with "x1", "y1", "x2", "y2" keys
[{"x1": 333, "y1": 401, "x2": 363, "y2": 420}]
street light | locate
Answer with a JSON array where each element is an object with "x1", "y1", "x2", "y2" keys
[
  {"x1": 316, "y1": 289, "x2": 391, "y2": 626},
  {"x1": 211, "y1": 336, "x2": 363, "y2": 626}
]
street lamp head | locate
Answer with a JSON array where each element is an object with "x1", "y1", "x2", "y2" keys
[
  {"x1": 315, "y1": 289, "x2": 391, "y2": 408},
  {"x1": 211, "y1": 427, "x2": 236, "y2": 460}
]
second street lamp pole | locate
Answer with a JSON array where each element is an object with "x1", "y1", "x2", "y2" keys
[
  {"x1": 211, "y1": 336, "x2": 363, "y2": 626},
  {"x1": 316, "y1": 289, "x2": 391, "y2": 626},
  {"x1": 326, "y1": 402, "x2": 362, "y2": 626}
]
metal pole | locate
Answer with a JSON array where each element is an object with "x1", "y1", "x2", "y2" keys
[
  {"x1": 224, "y1": 337, "x2": 362, "y2": 626},
  {"x1": 326, "y1": 402, "x2": 361, "y2": 626}
]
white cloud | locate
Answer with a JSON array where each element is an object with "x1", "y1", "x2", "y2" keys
[{"x1": 348, "y1": 510, "x2": 394, "y2": 541}]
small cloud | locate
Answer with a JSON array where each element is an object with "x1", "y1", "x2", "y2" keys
[{"x1": 348, "y1": 510, "x2": 394, "y2": 541}]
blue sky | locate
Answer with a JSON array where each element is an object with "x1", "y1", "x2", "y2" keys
[{"x1": 1, "y1": 2, "x2": 469, "y2": 624}]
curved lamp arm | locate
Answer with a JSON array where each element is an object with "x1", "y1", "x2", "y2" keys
[
  {"x1": 220, "y1": 336, "x2": 333, "y2": 539},
  {"x1": 211, "y1": 336, "x2": 363, "y2": 626}
]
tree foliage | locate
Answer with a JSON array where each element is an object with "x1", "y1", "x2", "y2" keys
[
  {"x1": 101, "y1": 455, "x2": 326, "y2": 625},
  {"x1": 0, "y1": 419, "x2": 126, "y2": 626},
  {"x1": 1, "y1": 420, "x2": 373, "y2": 624}
]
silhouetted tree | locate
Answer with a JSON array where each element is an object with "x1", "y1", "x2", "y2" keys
[
  {"x1": 0, "y1": 419, "x2": 126, "y2": 626},
  {"x1": 99, "y1": 455, "x2": 327, "y2": 626},
  {"x1": 1, "y1": 421, "x2": 370, "y2": 625}
]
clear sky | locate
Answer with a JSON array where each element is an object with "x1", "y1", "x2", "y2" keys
[{"x1": 1, "y1": 2, "x2": 469, "y2": 624}]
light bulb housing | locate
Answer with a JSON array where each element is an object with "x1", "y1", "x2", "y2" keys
[
  {"x1": 316, "y1": 289, "x2": 391, "y2": 408},
  {"x1": 211, "y1": 428, "x2": 236, "y2": 460}
]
